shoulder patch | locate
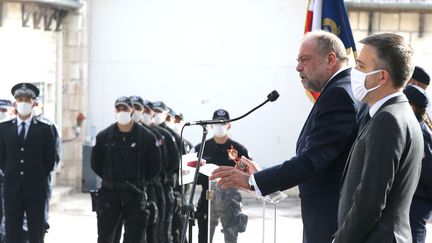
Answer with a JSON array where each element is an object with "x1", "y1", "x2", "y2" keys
[{"x1": 35, "y1": 117, "x2": 53, "y2": 125}]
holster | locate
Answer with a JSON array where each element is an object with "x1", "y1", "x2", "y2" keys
[{"x1": 89, "y1": 190, "x2": 99, "y2": 212}]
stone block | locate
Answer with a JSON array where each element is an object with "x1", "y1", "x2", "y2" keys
[
  {"x1": 4, "y1": 3, "x2": 22, "y2": 20},
  {"x1": 400, "y1": 13, "x2": 419, "y2": 32},
  {"x1": 349, "y1": 11, "x2": 359, "y2": 30},
  {"x1": 358, "y1": 11, "x2": 369, "y2": 31},
  {"x1": 425, "y1": 14, "x2": 432, "y2": 32},
  {"x1": 380, "y1": 13, "x2": 400, "y2": 31}
]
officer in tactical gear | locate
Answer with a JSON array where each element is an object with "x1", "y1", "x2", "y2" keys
[
  {"x1": 195, "y1": 109, "x2": 249, "y2": 243},
  {"x1": 130, "y1": 96, "x2": 166, "y2": 243},
  {"x1": 91, "y1": 96, "x2": 162, "y2": 243},
  {"x1": 143, "y1": 100, "x2": 180, "y2": 243}
]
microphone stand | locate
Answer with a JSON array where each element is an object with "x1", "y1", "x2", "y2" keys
[
  {"x1": 180, "y1": 125, "x2": 208, "y2": 243},
  {"x1": 180, "y1": 90, "x2": 279, "y2": 243}
]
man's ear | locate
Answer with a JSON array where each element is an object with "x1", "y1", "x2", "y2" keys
[{"x1": 379, "y1": 70, "x2": 391, "y2": 86}]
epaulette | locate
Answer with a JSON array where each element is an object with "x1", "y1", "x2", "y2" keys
[
  {"x1": 34, "y1": 116, "x2": 53, "y2": 126},
  {"x1": 0, "y1": 118, "x2": 14, "y2": 124}
]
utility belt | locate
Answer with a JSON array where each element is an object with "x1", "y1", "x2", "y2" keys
[
  {"x1": 102, "y1": 180, "x2": 146, "y2": 194},
  {"x1": 90, "y1": 181, "x2": 147, "y2": 212}
]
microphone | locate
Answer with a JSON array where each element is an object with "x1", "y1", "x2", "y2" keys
[{"x1": 185, "y1": 90, "x2": 279, "y2": 126}]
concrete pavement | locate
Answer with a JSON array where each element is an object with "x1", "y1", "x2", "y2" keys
[{"x1": 44, "y1": 189, "x2": 432, "y2": 243}]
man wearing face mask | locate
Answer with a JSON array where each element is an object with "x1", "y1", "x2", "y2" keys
[
  {"x1": 143, "y1": 100, "x2": 180, "y2": 243},
  {"x1": 91, "y1": 96, "x2": 162, "y2": 243},
  {"x1": 0, "y1": 99, "x2": 12, "y2": 242},
  {"x1": 128, "y1": 95, "x2": 167, "y2": 243},
  {"x1": 0, "y1": 100, "x2": 12, "y2": 122},
  {"x1": 333, "y1": 33, "x2": 423, "y2": 243},
  {"x1": 195, "y1": 109, "x2": 250, "y2": 243},
  {"x1": 210, "y1": 31, "x2": 363, "y2": 243},
  {"x1": 0, "y1": 83, "x2": 56, "y2": 243}
]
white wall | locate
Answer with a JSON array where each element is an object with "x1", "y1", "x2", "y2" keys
[
  {"x1": 88, "y1": 0, "x2": 311, "y2": 168},
  {"x1": 0, "y1": 3, "x2": 60, "y2": 122}
]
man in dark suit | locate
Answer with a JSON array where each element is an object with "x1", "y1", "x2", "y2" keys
[
  {"x1": 210, "y1": 30, "x2": 363, "y2": 243},
  {"x1": 333, "y1": 33, "x2": 423, "y2": 243},
  {"x1": 0, "y1": 83, "x2": 56, "y2": 243}
]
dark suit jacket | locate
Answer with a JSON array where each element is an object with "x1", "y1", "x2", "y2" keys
[
  {"x1": 335, "y1": 95, "x2": 423, "y2": 243},
  {"x1": 254, "y1": 68, "x2": 362, "y2": 243},
  {"x1": 0, "y1": 117, "x2": 56, "y2": 201}
]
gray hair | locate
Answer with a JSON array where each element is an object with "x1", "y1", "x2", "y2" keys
[{"x1": 304, "y1": 30, "x2": 349, "y2": 64}]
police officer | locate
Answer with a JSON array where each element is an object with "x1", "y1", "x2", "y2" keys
[
  {"x1": 0, "y1": 99, "x2": 12, "y2": 242},
  {"x1": 144, "y1": 101, "x2": 180, "y2": 243},
  {"x1": 91, "y1": 96, "x2": 162, "y2": 243},
  {"x1": 31, "y1": 98, "x2": 61, "y2": 235},
  {"x1": 404, "y1": 85, "x2": 432, "y2": 243},
  {"x1": 195, "y1": 109, "x2": 249, "y2": 243},
  {"x1": 129, "y1": 96, "x2": 165, "y2": 243},
  {"x1": 0, "y1": 83, "x2": 56, "y2": 243}
]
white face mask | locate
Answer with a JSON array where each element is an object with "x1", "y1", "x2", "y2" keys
[
  {"x1": 213, "y1": 124, "x2": 229, "y2": 138},
  {"x1": 153, "y1": 113, "x2": 167, "y2": 126},
  {"x1": 351, "y1": 69, "x2": 383, "y2": 102},
  {"x1": 173, "y1": 122, "x2": 184, "y2": 134},
  {"x1": 0, "y1": 112, "x2": 8, "y2": 122},
  {"x1": 141, "y1": 113, "x2": 153, "y2": 126},
  {"x1": 116, "y1": 111, "x2": 132, "y2": 125},
  {"x1": 16, "y1": 102, "x2": 33, "y2": 116},
  {"x1": 132, "y1": 111, "x2": 143, "y2": 123}
]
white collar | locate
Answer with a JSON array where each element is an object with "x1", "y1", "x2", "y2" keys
[
  {"x1": 16, "y1": 115, "x2": 33, "y2": 127},
  {"x1": 321, "y1": 66, "x2": 350, "y2": 92},
  {"x1": 369, "y1": 92, "x2": 403, "y2": 117}
]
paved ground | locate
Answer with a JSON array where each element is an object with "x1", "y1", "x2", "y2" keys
[{"x1": 44, "y1": 190, "x2": 432, "y2": 243}]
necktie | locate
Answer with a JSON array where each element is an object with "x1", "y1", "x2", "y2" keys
[
  {"x1": 359, "y1": 112, "x2": 371, "y2": 130},
  {"x1": 19, "y1": 122, "x2": 26, "y2": 144}
]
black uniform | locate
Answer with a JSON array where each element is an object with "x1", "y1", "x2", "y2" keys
[
  {"x1": 0, "y1": 117, "x2": 56, "y2": 243},
  {"x1": 152, "y1": 125, "x2": 180, "y2": 243},
  {"x1": 91, "y1": 123, "x2": 162, "y2": 243},
  {"x1": 195, "y1": 138, "x2": 249, "y2": 243},
  {"x1": 410, "y1": 118, "x2": 432, "y2": 243}
]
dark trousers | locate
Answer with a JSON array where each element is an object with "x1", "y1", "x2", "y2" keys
[
  {"x1": 410, "y1": 197, "x2": 432, "y2": 243},
  {"x1": 96, "y1": 187, "x2": 149, "y2": 243},
  {"x1": 4, "y1": 188, "x2": 46, "y2": 243},
  {"x1": 163, "y1": 185, "x2": 175, "y2": 243},
  {"x1": 300, "y1": 191, "x2": 339, "y2": 243}
]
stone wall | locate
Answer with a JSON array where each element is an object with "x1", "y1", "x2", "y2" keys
[
  {"x1": 348, "y1": 11, "x2": 432, "y2": 72},
  {"x1": 56, "y1": 0, "x2": 89, "y2": 189}
]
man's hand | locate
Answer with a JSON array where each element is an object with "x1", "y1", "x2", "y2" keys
[
  {"x1": 239, "y1": 156, "x2": 261, "y2": 174},
  {"x1": 209, "y1": 166, "x2": 250, "y2": 190}
]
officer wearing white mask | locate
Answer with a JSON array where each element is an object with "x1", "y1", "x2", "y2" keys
[
  {"x1": 0, "y1": 82, "x2": 57, "y2": 243},
  {"x1": 194, "y1": 109, "x2": 250, "y2": 243},
  {"x1": 0, "y1": 99, "x2": 12, "y2": 122},
  {"x1": 91, "y1": 96, "x2": 162, "y2": 243}
]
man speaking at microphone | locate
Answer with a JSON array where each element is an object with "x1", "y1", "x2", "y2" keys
[{"x1": 210, "y1": 30, "x2": 363, "y2": 243}]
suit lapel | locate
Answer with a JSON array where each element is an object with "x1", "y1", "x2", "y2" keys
[{"x1": 296, "y1": 68, "x2": 352, "y2": 150}]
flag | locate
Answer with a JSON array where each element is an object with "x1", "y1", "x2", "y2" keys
[{"x1": 304, "y1": 0, "x2": 357, "y2": 101}]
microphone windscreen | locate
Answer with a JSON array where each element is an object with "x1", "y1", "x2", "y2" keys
[{"x1": 268, "y1": 90, "x2": 280, "y2": 102}]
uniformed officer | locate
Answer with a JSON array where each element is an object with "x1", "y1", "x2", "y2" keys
[
  {"x1": 31, "y1": 98, "x2": 61, "y2": 235},
  {"x1": 404, "y1": 85, "x2": 432, "y2": 243},
  {"x1": 91, "y1": 96, "x2": 162, "y2": 243},
  {"x1": 129, "y1": 96, "x2": 165, "y2": 243},
  {"x1": 144, "y1": 101, "x2": 180, "y2": 243},
  {"x1": 0, "y1": 99, "x2": 12, "y2": 242},
  {"x1": 0, "y1": 100, "x2": 12, "y2": 122},
  {"x1": 0, "y1": 83, "x2": 56, "y2": 243},
  {"x1": 195, "y1": 109, "x2": 249, "y2": 243}
]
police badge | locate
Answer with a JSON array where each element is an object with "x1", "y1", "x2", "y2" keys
[{"x1": 227, "y1": 145, "x2": 248, "y2": 173}]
